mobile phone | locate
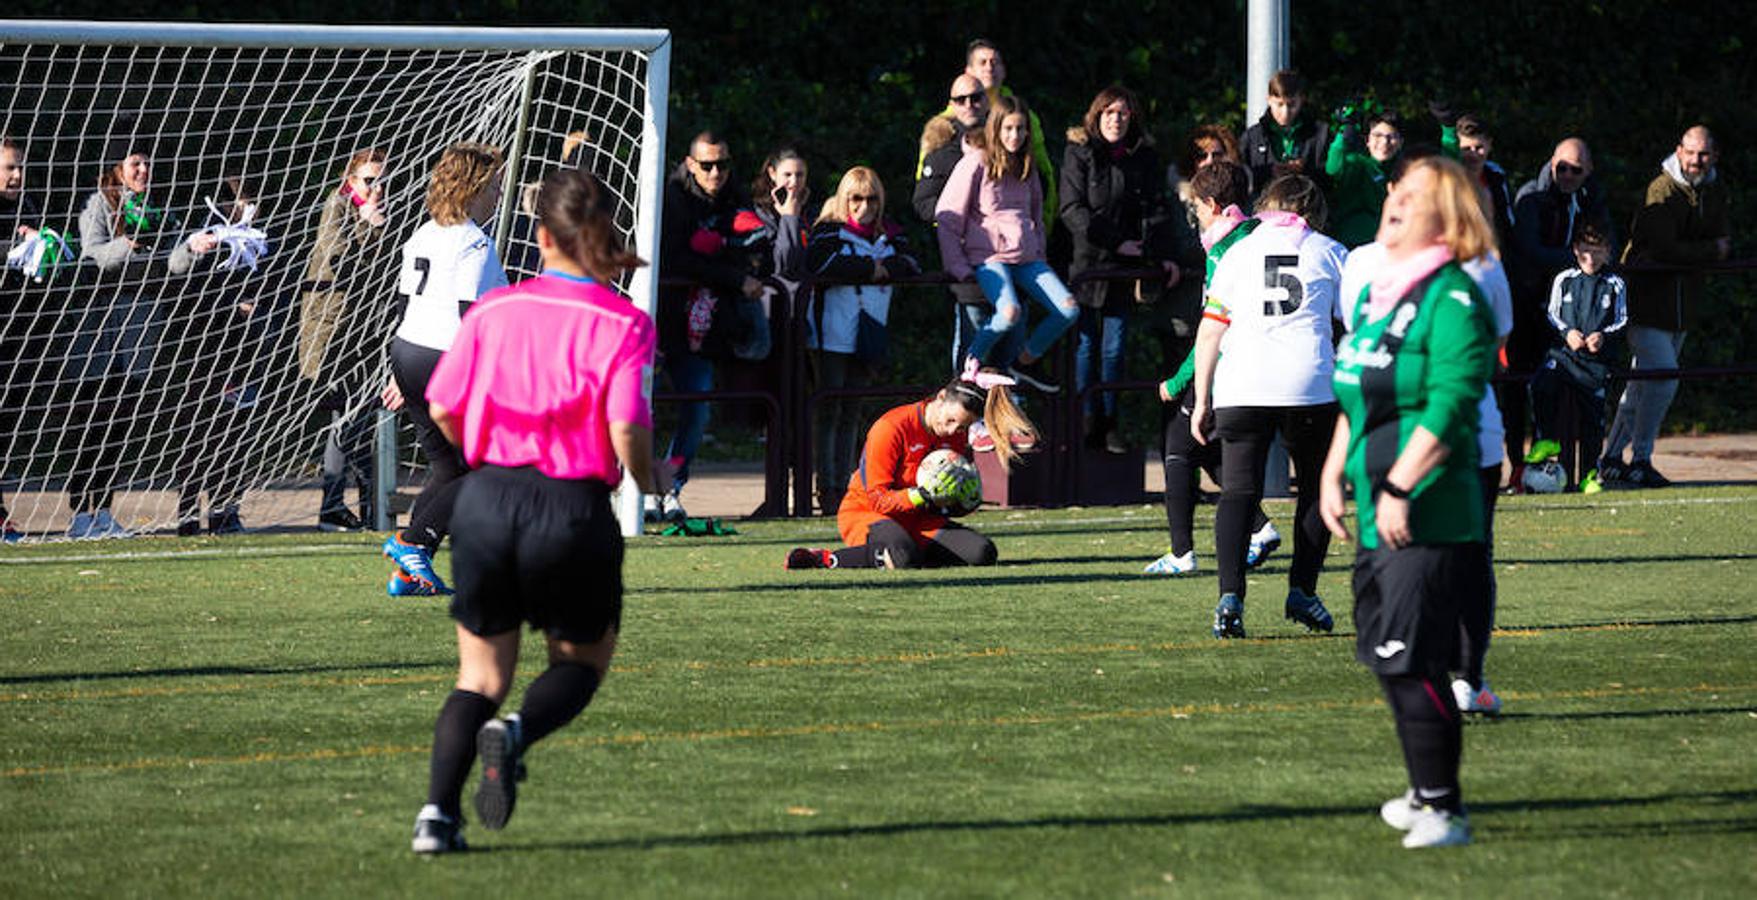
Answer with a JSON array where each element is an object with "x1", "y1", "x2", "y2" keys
[{"x1": 774, "y1": 186, "x2": 789, "y2": 205}]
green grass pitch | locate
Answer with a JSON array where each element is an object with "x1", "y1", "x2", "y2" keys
[{"x1": 4, "y1": 487, "x2": 1755, "y2": 897}]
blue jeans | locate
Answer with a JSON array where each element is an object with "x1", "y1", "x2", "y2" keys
[
  {"x1": 663, "y1": 350, "x2": 714, "y2": 488},
  {"x1": 968, "y1": 260, "x2": 1079, "y2": 364},
  {"x1": 952, "y1": 300, "x2": 1025, "y2": 375},
  {"x1": 1075, "y1": 309, "x2": 1126, "y2": 416},
  {"x1": 1603, "y1": 325, "x2": 1684, "y2": 464}
]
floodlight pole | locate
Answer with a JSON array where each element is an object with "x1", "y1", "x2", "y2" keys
[
  {"x1": 1246, "y1": 0, "x2": 1291, "y2": 122},
  {"x1": 1247, "y1": 0, "x2": 1295, "y2": 497}
]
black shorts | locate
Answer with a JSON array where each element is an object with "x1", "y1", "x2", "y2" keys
[
  {"x1": 1352, "y1": 543, "x2": 1488, "y2": 678},
  {"x1": 449, "y1": 465, "x2": 623, "y2": 643}
]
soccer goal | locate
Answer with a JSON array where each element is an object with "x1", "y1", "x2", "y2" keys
[{"x1": 0, "y1": 20, "x2": 670, "y2": 541}]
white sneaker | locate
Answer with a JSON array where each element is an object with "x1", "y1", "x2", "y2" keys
[
  {"x1": 1452, "y1": 678, "x2": 1503, "y2": 715},
  {"x1": 661, "y1": 491, "x2": 687, "y2": 523},
  {"x1": 643, "y1": 494, "x2": 662, "y2": 523},
  {"x1": 67, "y1": 511, "x2": 97, "y2": 540},
  {"x1": 1402, "y1": 805, "x2": 1471, "y2": 848},
  {"x1": 1142, "y1": 550, "x2": 1197, "y2": 575},
  {"x1": 1246, "y1": 521, "x2": 1282, "y2": 568},
  {"x1": 1380, "y1": 789, "x2": 1419, "y2": 830}
]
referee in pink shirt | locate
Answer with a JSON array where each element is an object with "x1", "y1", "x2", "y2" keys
[{"x1": 408, "y1": 170, "x2": 656, "y2": 855}]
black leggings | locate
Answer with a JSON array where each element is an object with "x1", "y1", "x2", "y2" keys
[
  {"x1": 390, "y1": 338, "x2": 469, "y2": 550},
  {"x1": 1500, "y1": 307, "x2": 1548, "y2": 463},
  {"x1": 831, "y1": 519, "x2": 997, "y2": 569},
  {"x1": 1213, "y1": 404, "x2": 1337, "y2": 598},
  {"x1": 63, "y1": 374, "x2": 141, "y2": 514},
  {"x1": 1455, "y1": 465, "x2": 1501, "y2": 690},
  {"x1": 1161, "y1": 396, "x2": 1269, "y2": 557}
]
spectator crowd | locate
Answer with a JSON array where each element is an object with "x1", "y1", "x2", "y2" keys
[{"x1": 0, "y1": 38, "x2": 1738, "y2": 543}]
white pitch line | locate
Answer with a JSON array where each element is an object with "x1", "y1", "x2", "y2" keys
[
  {"x1": 2, "y1": 493, "x2": 1752, "y2": 566},
  {"x1": 0, "y1": 544, "x2": 377, "y2": 565}
]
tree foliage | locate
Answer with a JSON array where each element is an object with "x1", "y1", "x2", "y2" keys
[{"x1": 16, "y1": 0, "x2": 1752, "y2": 428}]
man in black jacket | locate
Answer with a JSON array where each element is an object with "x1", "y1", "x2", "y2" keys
[
  {"x1": 654, "y1": 131, "x2": 763, "y2": 521},
  {"x1": 1505, "y1": 137, "x2": 1613, "y2": 485}
]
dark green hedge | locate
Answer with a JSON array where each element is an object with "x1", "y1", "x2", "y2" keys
[{"x1": 20, "y1": 0, "x2": 1751, "y2": 431}]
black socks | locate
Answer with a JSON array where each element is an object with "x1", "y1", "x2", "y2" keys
[
  {"x1": 516, "y1": 662, "x2": 603, "y2": 746},
  {"x1": 1381, "y1": 674, "x2": 1464, "y2": 813},
  {"x1": 426, "y1": 689, "x2": 499, "y2": 818}
]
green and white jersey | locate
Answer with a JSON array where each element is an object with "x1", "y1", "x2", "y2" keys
[
  {"x1": 1332, "y1": 262, "x2": 1496, "y2": 549},
  {"x1": 1203, "y1": 216, "x2": 1260, "y2": 287},
  {"x1": 1161, "y1": 218, "x2": 1262, "y2": 399}
]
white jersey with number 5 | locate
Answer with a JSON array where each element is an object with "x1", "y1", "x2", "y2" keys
[
  {"x1": 1204, "y1": 218, "x2": 1348, "y2": 408},
  {"x1": 393, "y1": 219, "x2": 510, "y2": 351}
]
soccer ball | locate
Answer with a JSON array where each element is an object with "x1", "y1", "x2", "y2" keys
[
  {"x1": 1522, "y1": 459, "x2": 1567, "y2": 494},
  {"x1": 916, "y1": 448, "x2": 983, "y2": 516}
]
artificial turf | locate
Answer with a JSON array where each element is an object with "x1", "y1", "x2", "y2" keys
[{"x1": 3, "y1": 487, "x2": 1755, "y2": 897}]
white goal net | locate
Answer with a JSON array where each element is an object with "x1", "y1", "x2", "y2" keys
[{"x1": 0, "y1": 21, "x2": 669, "y2": 541}]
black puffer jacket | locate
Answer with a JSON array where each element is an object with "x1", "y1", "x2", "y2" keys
[
  {"x1": 1059, "y1": 127, "x2": 1175, "y2": 311},
  {"x1": 1240, "y1": 112, "x2": 1329, "y2": 195},
  {"x1": 1511, "y1": 162, "x2": 1613, "y2": 297},
  {"x1": 658, "y1": 161, "x2": 754, "y2": 356}
]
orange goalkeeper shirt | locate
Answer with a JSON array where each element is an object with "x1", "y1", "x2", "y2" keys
[{"x1": 837, "y1": 400, "x2": 970, "y2": 547}]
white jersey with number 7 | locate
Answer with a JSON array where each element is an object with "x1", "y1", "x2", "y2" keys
[
  {"x1": 393, "y1": 219, "x2": 510, "y2": 352},
  {"x1": 1204, "y1": 219, "x2": 1348, "y2": 408}
]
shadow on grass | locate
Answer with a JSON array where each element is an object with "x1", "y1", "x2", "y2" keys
[
  {"x1": 482, "y1": 789, "x2": 1757, "y2": 854},
  {"x1": 634, "y1": 520, "x2": 1170, "y2": 550},
  {"x1": 0, "y1": 658, "x2": 452, "y2": 687},
  {"x1": 1493, "y1": 705, "x2": 1757, "y2": 723},
  {"x1": 1497, "y1": 613, "x2": 1757, "y2": 632}
]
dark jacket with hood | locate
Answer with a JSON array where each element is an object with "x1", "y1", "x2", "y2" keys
[
  {"x1": 1621, "y1": 154, "x2": 1731, "y2": 333},
  {"x1": 1512, "y1": 162, "x2": 1613, "y2": 299},
  {"x1": 1058, "y1": 126, "x2": 1179, "y2": 311},
  {"x1": 659, "y1": 160, "x2": 754, "y2": 356},
  {"x1": 1, "y1": 192, "x2": 41, "y2": 262},
  {"x1": 913, "y1": 115, "x2": 973, "y2": 226},
  {"x1": 1241, "y1": 111, "x2": 1329, "y2": 196}
]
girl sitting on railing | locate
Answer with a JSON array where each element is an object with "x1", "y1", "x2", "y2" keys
[{"x1": 935, "y1": 94, "x2": 1079, "y2": 395}]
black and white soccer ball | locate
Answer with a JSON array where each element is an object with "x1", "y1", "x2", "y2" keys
[{"x1": 916, "y1": 448, "x2": 983, "y2": 516}]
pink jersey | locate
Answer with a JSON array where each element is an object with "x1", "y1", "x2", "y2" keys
[{"x1": 425, "y1": 272, "x2": 655, "y2": 483}]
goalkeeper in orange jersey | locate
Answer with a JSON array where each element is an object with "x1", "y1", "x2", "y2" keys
[{"x1": 785, "y1": 363, "x2": 1033, "y2": 570}]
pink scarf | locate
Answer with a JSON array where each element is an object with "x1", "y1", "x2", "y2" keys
[
  {"x1": 1253, "y1": 210, "x2": 1310, "y2": 241},
  {"x1": 1367, "y1": 244, "x2": 1455, "y2": 322},
  {"x1": 844, "y1": 217, "x2": 879, "y2": 241},
  {"x1": 1199, "y1": 205, "x2": 1248, "y2": 251}
]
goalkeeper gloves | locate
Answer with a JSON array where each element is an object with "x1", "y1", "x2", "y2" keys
[{"x1": 919, "y1": 465, "x2": 965, "y2": 506}]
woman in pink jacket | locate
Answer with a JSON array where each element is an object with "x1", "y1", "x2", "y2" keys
[{"x1": 935, "y1": 95, "x2": 1079, "y2": 393}]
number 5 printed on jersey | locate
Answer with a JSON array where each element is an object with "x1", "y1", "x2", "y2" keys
[{"x1": 1262, "y1": 255, "x2": 1303, "y2": 316}]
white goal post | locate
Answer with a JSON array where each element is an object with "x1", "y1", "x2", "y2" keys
[{"x1": 0, "y1": 20, "x2": 670, "y2": 540}]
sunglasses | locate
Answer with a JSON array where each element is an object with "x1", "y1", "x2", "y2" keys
[
  {"x1": 950, "y1": 92, "x2": 984, "y2": 106},
  {"x1": 848, "y1": 193, "x2": 878, "y2": 203},
  {"x1": 692, "y1": 157, "x2": 731, "y2": 172},
  {"x1": 355, "y1": 175, "x2": 382, "y2": 187},
  {"x1": 1554, "y1": 161, "x2": 1585, "y2": 175}
]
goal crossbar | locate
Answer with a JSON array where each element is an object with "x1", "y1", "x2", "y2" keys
[{"x1": 0, "y1": 20, "x2": 672, "y2": 53}]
